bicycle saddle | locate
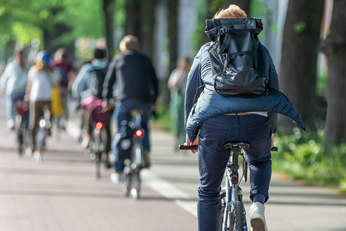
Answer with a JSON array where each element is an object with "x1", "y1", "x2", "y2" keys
[{"x1": 224, "y1": 142, "x2": 250, "y2": 150}]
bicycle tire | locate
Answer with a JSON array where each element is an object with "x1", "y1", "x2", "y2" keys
[
  {"x1": 230, "y1": 201, "x2": 245, "y2": 231},
  {"x1": 121, "y1": 171, "x2": 131, "y2": 197},
  {"x1": 218, "y1": 191, "x2": 226, "y2": 231},
  {"x1": 131, "y1": 171, "x2": 141, "y2": 199},
  {"x1": 95, "y1": 152, "x2": 101, "y2": 178},
  {"x1": 17, "y1": 126, "x2": 23, "y2": 156}
]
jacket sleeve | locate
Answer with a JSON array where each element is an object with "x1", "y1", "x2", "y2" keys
[
  {"x1": 184, "y1": 48, "x2": 203, "y2": 128},
  {"x1": 102, "y1": 58, "x2": 117, "y2": 102},
  {"x1": 71, "y1": 64, "x2": 90, "y2": 99},
  {"x1": 262, "y1": 45, "x2": 279, "y2": 133}
]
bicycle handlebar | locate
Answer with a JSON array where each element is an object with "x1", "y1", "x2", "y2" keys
[{"x1": 179, "y1": 145, "x2": 279, "y2": 151}]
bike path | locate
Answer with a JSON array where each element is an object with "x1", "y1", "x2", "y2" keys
[
  {"x1": 66, "y1": 100, "x2": 346, "y2": 231},
  {"x1": 0, "y1": 96, "x2": 197, "y2": 231},
  {"x1": 66, "y1": 101, "x2": 346, "y2": 231}
]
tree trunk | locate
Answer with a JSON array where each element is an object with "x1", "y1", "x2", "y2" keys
[
  {"x1": 43, "y1": 23, "x2": 75, "y2": 61},
  {"x1": 3, "y1": 39, "x2": 15, "y2": 66},
  {"x1": 102, "y1": 0, "x2": 115, "y2": 60},
  {"x1": 201, "y1": 0, "x2": 218, "y2": 45},
  {"x1": 162, "y1": 0, "x2": 179, "y2": 107},
  {"x1": 223, "y1": 0, "x2": 251, "y2": 16},
  {"x1": 167, "y1": 0, "x2": 178, "y2": 74},
  {"x1": 139, "y1": 0, "x2": 157, "y2": 60},
  {"x1": 321, "y1": 0, "x2": 346, "y2": 145},
  {"x1": 125, "y1": 0, "x2": 141, "y2": 39},
  {"x1": 278, "y1": 0, "x2": 324, "y2": 132}
]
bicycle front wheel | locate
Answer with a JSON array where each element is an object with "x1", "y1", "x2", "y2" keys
[{"x1": 230, "y1": 201, "x2": 245, "y2": 231}]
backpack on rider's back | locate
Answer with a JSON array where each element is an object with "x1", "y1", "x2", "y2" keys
[{"x1": 205, "y1": 18, "x2": 269, "y2": 97}]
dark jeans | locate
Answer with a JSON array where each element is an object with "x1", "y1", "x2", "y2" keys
[
  {"x1": 112, "y1": 100, "x2": 152, "y2": 171},
  {"x1": 197, "y1": 114, "x2": 272, "y2": 231}
]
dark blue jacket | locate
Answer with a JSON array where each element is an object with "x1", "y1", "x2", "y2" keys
[{"x1": 184, "y1": 23, "x2": 306, "y2": 142}]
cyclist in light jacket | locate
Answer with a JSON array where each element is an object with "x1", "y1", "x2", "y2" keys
[{"x1": 0, "y1": 49, "x2": 29, "y2": 129}]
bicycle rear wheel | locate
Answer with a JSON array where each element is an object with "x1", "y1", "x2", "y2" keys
[
  {"x1": 130, "y1": 171, "x2": 141, "y2": 199},
  {"x1": 95, "y1": 152, "x2": 101, "y2": 178},
  {"x1": 230, "y1": 201, "x2": 245, "y2": 231},
  {"x1": 121, "y1": 169, "x2": 131, "y2": 197}
]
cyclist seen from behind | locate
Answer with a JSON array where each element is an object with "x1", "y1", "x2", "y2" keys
[
  {"x1": 102, "y1": 35, "x2": 159, "y2": 183},
  {"x1": 72, "y1": 49, "x2": 112, "y2": 167},
  {"x1": 184, "y1": 5, "x2": 305, "y2": 231},
  {"x1": 50, "y1": 48, "x2": 74, "y2": 129},
  {"x1": 25, "y1": 51, "x2": 60, "y2": 160},
  {"x1": 0, "y1": 49, "x2": 29, "y2": 130}
]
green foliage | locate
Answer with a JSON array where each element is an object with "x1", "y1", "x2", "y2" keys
[
  {"x1": 152, "y1": 101, "x2": 171, "y2": 131},
  {"x1": 0, "y1": 0, "x2": 112, "y2": 52},
  {"x1": 293, "y1": 21, "x2": 307, "y2": 33},
  {"x1": 250, "y1": 0, "x2": 270, "y2": 18},
  {"x1": 317, "y1": 68, "x2": 328, "y2": 93},
  {"x1": 273, "y1": 128, "x2": 346, "y2": 193}
]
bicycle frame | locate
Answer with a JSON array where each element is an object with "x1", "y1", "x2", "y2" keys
[{"x1": 222, "y1": 145, "x2": 247, "y2": 231}]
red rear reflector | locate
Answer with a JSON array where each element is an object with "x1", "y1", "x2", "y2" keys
[
  {"x1": 95, "y1": 122, "x2": 103, "y2": 129},
  {"x1": 135, "y1": 129, "x2": 144, "y2": 137}
]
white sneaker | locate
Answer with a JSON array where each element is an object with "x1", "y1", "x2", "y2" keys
[
  {"x1": 249, "y1": 202, "x2": 268, "y2": 231},
  {"x1": 110, "y1": 172, "x2": 122, "y2": 184},
  {"x1": 81, "y1": 135, "x2": 91, "y2": 149},
  {"x1": 7, "y1": 120, "x2": 14, "y2": 130}
]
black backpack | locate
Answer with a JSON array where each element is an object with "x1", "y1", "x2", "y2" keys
[
  {"x1": 205, "y1": 18, "x2": 268, "y2": 97},
  {"x1": 89, "y1": 66, "x2": 108, "y2": 99}
]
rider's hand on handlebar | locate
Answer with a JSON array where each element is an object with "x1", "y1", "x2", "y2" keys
[{"x1": 185, "y1": 134, "x2": 199, "y2": 154}]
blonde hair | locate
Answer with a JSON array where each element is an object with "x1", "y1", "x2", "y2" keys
[
  {"x1": 119, "y1": 35, "x2": 140, "y2": 52},
  {"x1": 30, "y1": 60, "x2": 52, "y2": 73},
  {"x1": 213, "y1": 4, "x2": 247, "y2": 19}
]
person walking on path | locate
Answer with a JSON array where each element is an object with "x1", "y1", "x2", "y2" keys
[
  {"x1": 102, "y1": 35, "x2": 159, "y2": 182},
  {"x1": 168, "y1": 56, "x2": 190, "y2": 150},
  {"x1": 184, "y1": 5, "x2": 305, "y2": 231},
  {"x1": 25, "y1": 51, "x2": 60, "y2": 160},
  {"x1": 0, "y1": 49, "x2": 29, "y2": 130}
]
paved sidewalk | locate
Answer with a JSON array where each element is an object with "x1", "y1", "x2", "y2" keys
[
  {"x1": 0, "y1": 96, "x2": 197, "y2": 231},
  {"x1": 147, "y1": 129, "x2": 346, "y2": 231}
]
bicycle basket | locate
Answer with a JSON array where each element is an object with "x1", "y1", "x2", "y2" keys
[{"x1": 14, "y1": 102, "x2": 29, "y2": 117}]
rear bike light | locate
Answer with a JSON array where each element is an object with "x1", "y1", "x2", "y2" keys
[
  {"x1": 95, "y1": 122, "x2": 104, "y2": 129},
  {"x1": 134, "y1": 129, "x2": 144, "y2": 138}
]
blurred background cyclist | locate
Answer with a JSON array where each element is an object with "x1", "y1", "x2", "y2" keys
[
  {"x1": 102, "y1": 35, "x2": 159, "y2": 183},
  {"x1": 0, "y1": 49, "x2": 29, "y2": 130},
  {"x1": 25, "y1": 51, "x2": 60, "y2": 159}
]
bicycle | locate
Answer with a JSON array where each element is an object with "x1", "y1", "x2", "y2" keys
[
  {"x1": 13, "y1": 99, "x2": 29, "y2": 156},
  {"x1": 87, "y1": 106, "x2": 109, "y2": 179},
  {"x1": 179, "y1": 143, "x2": 277, "y2": 231},
  {"x1": 121, "y1": 109, "x2": 145, "y2": 199}
]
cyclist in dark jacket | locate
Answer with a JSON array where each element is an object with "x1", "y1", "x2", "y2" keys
[
  {"x1": 184, "y1": 5, "x2": 305, "y2": 231},
  {"x1": 102, "y1": 35, "x2": 159, "y2": 183}
]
